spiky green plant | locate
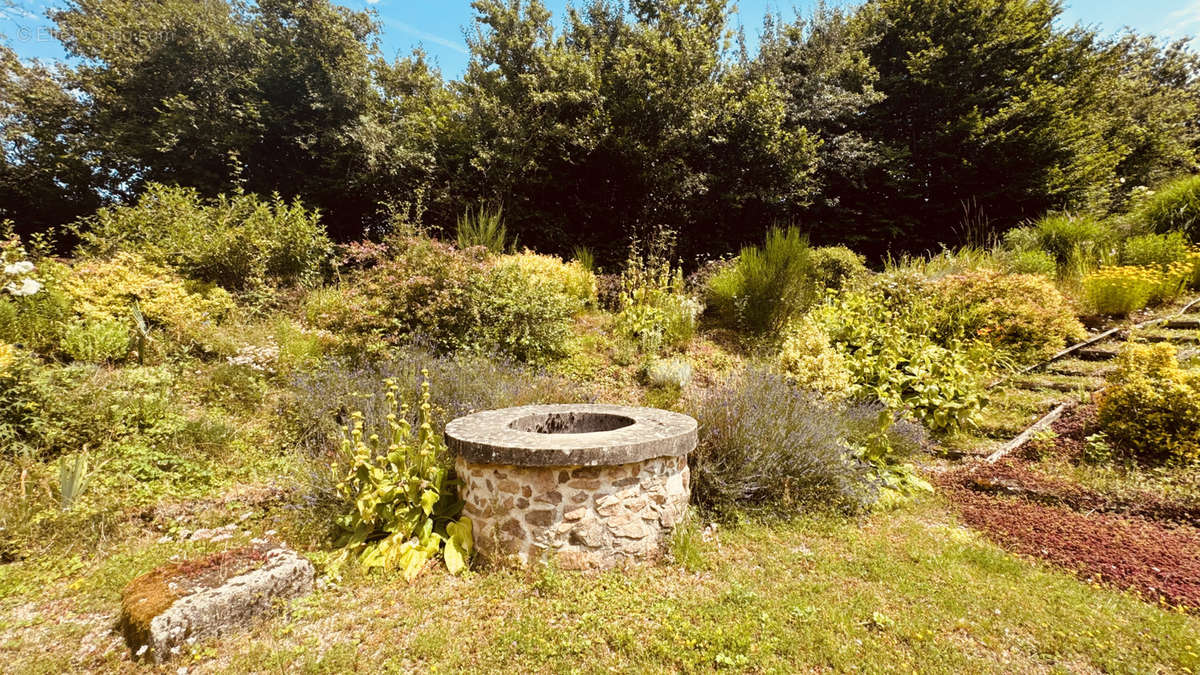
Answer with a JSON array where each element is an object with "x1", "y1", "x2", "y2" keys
[{"x1": 456, "y1": 204, "x2": 508, "y2": 254}]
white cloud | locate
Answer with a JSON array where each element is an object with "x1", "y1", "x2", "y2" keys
[
  {"x1": 384, "y1": 18, "x2": 468, "y2": 55},
  {"x1": 1164, "y1": 0, "x2": 1200, "y2": 37}
]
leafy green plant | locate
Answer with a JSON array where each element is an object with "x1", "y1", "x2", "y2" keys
[
  {"x1": 810, "y1": 245, "x2": 868, "y2": 292},
  {"x1": 1134, "y1": 174, "x2": 1200, "y2": 241},
  {"x1": 330, "y1": 374, "x2": 473, "y2": 578},
  {"x1": 470, "y1": 262, "x2": 576, "y2": 364},
  {"x1": 456, "y1": 203, "x2": 508, "y2": 253},
  {"x1": 777, "y1": 316, "x2": 852, "y2": 398},
  {"x1": 60, "y1": 318, "x2": 130, "y2": 363},
  {"x1": 1119, "y1": 231, "x2": 1190, "y2": 267},
  {"x1": 58, "y1": 450, "x2": 104, "y2": 510},
  {"x1": 615, "y1": 236, "x2": 701, "y2": 354}
]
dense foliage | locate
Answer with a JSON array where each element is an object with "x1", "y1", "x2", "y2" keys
[
  {"x1": 1098, "y1": 343, "x2": 1200, "y2": 464},
  {"x1": 3, "y1": 0, "x2": 1197, "y2": 262}
]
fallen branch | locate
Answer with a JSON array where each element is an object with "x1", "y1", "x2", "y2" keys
[{"x1": 985, "y1": 403, "x2": 1068, "y2": 464}]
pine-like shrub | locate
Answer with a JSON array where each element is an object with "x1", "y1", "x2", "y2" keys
[{"x1": 705, "y1": 227, "x2": 818, "y2": 334}]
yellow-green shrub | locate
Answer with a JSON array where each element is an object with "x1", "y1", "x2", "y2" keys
[
  {"x1": 932, "y1": 271, "x2": 1087, "y2": 364},
  {"x1": 60, "y1": 318, "x2": 131, "y2": 364},
  {"x1": 501, "y1": 250, "x2": 597, "y2": 311},
  {"x1": 60, "y1": 253, "x2": 235, "y2": 334},
  {"x1": 1080, "y1": 255, "x2": 1200, "y2": 316},
  {"x1": 778, "y1": 316, "x2": 851, "y2": 398},
  {"x1": 0, "y1": 341, "x2": 13, "y2": 372},
  {"x1": 1097, "y1": 343, "x2": 1200, "y2": 464}
]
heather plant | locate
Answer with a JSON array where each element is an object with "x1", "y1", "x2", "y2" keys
[
  {"x1": 1098, "y1": 343, "x2": 1200, "y2": 464},
  {"x1": 706, "y1": 227, "x2": 818, "y2": 334},
  {"x1": 810, "y1": 245, "x2": 869, "y2": 292},
  {"x1": 1134, "y1": 174, "x2": 1200, "y2": 241},
  {"x1": 79, "y1": 184, "x2": 332, "y2": 290},
  {"x1": 329, "y1": 374, "x2": 472, "y2": 578}
]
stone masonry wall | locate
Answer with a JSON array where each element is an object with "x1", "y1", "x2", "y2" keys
[{"x1": 456, "y1": 454, "x2": 690, "y2": 569}]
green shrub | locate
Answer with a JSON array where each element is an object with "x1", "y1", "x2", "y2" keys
[
  {"x1": 470, "y1": 262, "x2": 575, "y2": 364},
  {"x1": 777, "y1": 316, "x2": 852, "y2": 398},
  {"x1": 931, "y1": 272, "x2": 1087, "y2": 364},
  {"x1": 61, "y1": 253, "x2": 235, "y2": 339},
  {"x1": 1134, "y1": 174, "x2": 1200, "y2": 241},
  {"x1": 1004, "y1": 213, "x2": 1115, "y2": 279},
  {"x1": 501, "y1": 250, "x2": 597, "y2": 312},
  {"x1": 1119, "y1": 231, "x2": 1190, "y2": 267},
  {"x1": 810, "y1": 245, "x2": 869, "y2": 291},
  {"x1": 80, "y1": 183, "x2": 332, "y2": 290},
  {"x1": 330, "y1": 375, "x2": 472, "y2": 578},
  {"x1": 706, "y1": 227, "x2": 817, "y2": 334},
  {"x1": 615, "y1": 240, "x2": 701, "y2": 354},
  {"x1": 1098, "y1": 343, "x2": 1200, "y2": 464},
  {"x1": 814, "y1": 292, "x2": 988, "y2": 435},
  {"x1": 60, "y1": 318, "x2": 131, "y2": 364},
  {"x1": 0, "y1": 344, "x2": 44, "y2": 455},
  {"x1": 0, "y1": 238, "x2": 73, "y2": 354},
  {"x1": 1001, "y1": 249, "x2": 1058, "y2": 276},
  {"x1": 456, "y1": 203, "x2": 508, "y2": 254}
]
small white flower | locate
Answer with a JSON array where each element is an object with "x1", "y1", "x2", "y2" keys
[
  {"x1": 135, "y1": 645, "x2": 149, "y2": 657},
  {"x1": 3, "y1": 261, "x2": 33, "y2": 275},
  {"x1": 4, "y1": 278, "x2": 41, "y2": 296}
]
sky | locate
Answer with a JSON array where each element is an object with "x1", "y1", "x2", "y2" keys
[{"x1": 3, "y1": 0, "x2": 1199, "y2": 76}]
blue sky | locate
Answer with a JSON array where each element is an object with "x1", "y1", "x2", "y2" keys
[{"x1": 3, "y1": 0, "x2": 1199, "y2": 76}]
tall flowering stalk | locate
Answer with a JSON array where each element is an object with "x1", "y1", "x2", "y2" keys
[{"x1": 330, "y1": 372, "x2": 472, "y2": 579}]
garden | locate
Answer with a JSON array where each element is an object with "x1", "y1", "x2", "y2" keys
[{"x1": 3, "y1": 0, "x2": 1200, "y2": 671}]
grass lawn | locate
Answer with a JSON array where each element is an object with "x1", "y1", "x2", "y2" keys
[{"x1": 2, "y1": 499, "x2": 1197, "y2": 673}]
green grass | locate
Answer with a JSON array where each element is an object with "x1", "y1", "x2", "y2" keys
[{"x1": 2, "y1": 500, "x2": 1196, "y2": 673}]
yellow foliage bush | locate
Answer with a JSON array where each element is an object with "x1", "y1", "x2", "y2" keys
[
  {"x1": 500, "y1": 250, "x2": 597, "y2": 311},
  {"x1": 1082, "y1": 252, "x2": 1200, "y2": 316},
  {"x1": 778, "y1": 316, "x2": 852, "y2": 398},
  {"x1": 1097, "y1": 343, "x2": 1200, "y2": 464},
  {"x1": 0, "y1": 341, "x2": 14, "y2": 373},
  {"x1": 60, "y1": 253, "x2": 235, "y2": 332}
]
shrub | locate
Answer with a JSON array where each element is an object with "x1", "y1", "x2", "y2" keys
[
  {"x1": 1134, "y1": 174, "x2": 1200, "y2": 240},
  {"x1": 456, "y1": 203, "x2": 508, "y2": 253},
  {"x1": 777, "y1": 316, "x2": 852, "y2": 398},
  {"x1": 1001, "y1": 249, "x2": 1058, "y2": 276},
  {"x1": 80, "y1": 183, "x2": 332, "y2": 290},
  {"x1": 60, "y1": 253, "x2": 235, "y2": 338},
  {"x1": 1004, "y1": 213, "x2": 1115, "y2": 278},
  {"x1": 706, "y1": 227, "x2": 817, "y2": 334},
  {"x1": 1097, "y1": 343, "x2": 1200, "y2": 464},
  {"x1": 0, "y1": 236, "x2": 73, "y2": 354},
  {"x1": 646, "y1": 358, "x2": 692, "y2": 389},
  {"x1": 810, "y1": 245, "x2": 869, "y2": 292},
  {"x1": 0, "y1": 345, "x2": 43, "y2": 454},
  {"x1": 501, "y1": 250, "x2": 597, "y2": 311},
  {"x1": 330, "y1": 375, "x2": 473, "y2": 578},
  {"x1": 814, "y1": 292, "x2": 988, "y2": 435},
  {"x1": 470, "y1": 262, "x2": 575, "y2": 364},
  {"x1": 1120, "y1": 231, "x2": 1191, "y2": 267},
  {"x1": 686, "y1": 367, "x2": 879, "y2": 515},
  {"x1": 615, "y1": 240, "x2": 701, "y2": 354},
  {"x1": 932, "y1": 272, "x2": 1087, "y2": 364},
  {"x1": 60, "y1": 318, "x2": 131, "y2": 364}
]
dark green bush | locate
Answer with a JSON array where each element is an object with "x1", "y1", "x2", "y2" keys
[
  {"x1": 80, "y1": 183, "x2": 332, "y2": 290},
  {"x1": 1135, "y1": 174, "x2": 1200, "y2": 241}
]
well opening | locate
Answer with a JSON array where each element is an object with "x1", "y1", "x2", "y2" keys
[{"x1": 508, "y1": 411, "x2": 636, "y2": 434}]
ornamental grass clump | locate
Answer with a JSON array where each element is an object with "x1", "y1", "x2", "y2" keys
[
  {"x1": 1134, "y1": 174, "x2": 1200, "y2": 241},
  {"x1": 1098, "y1": 343, "x2": 1200, "y2": 465},
  {"x1": 330, "y1": 373, "x2": 473, "y2": 579}
]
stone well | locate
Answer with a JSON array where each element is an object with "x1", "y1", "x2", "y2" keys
[{"x1": 445, "y1": 404, "x2": 696, "y2": 569}]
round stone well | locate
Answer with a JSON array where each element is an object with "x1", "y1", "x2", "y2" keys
[{"x1": 445, "y1": 404, "x2": 696, "y2": 569}]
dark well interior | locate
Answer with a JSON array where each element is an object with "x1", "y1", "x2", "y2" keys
[{"x1": 508, "y1": 412, "x2": 637, "y2": 434}]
